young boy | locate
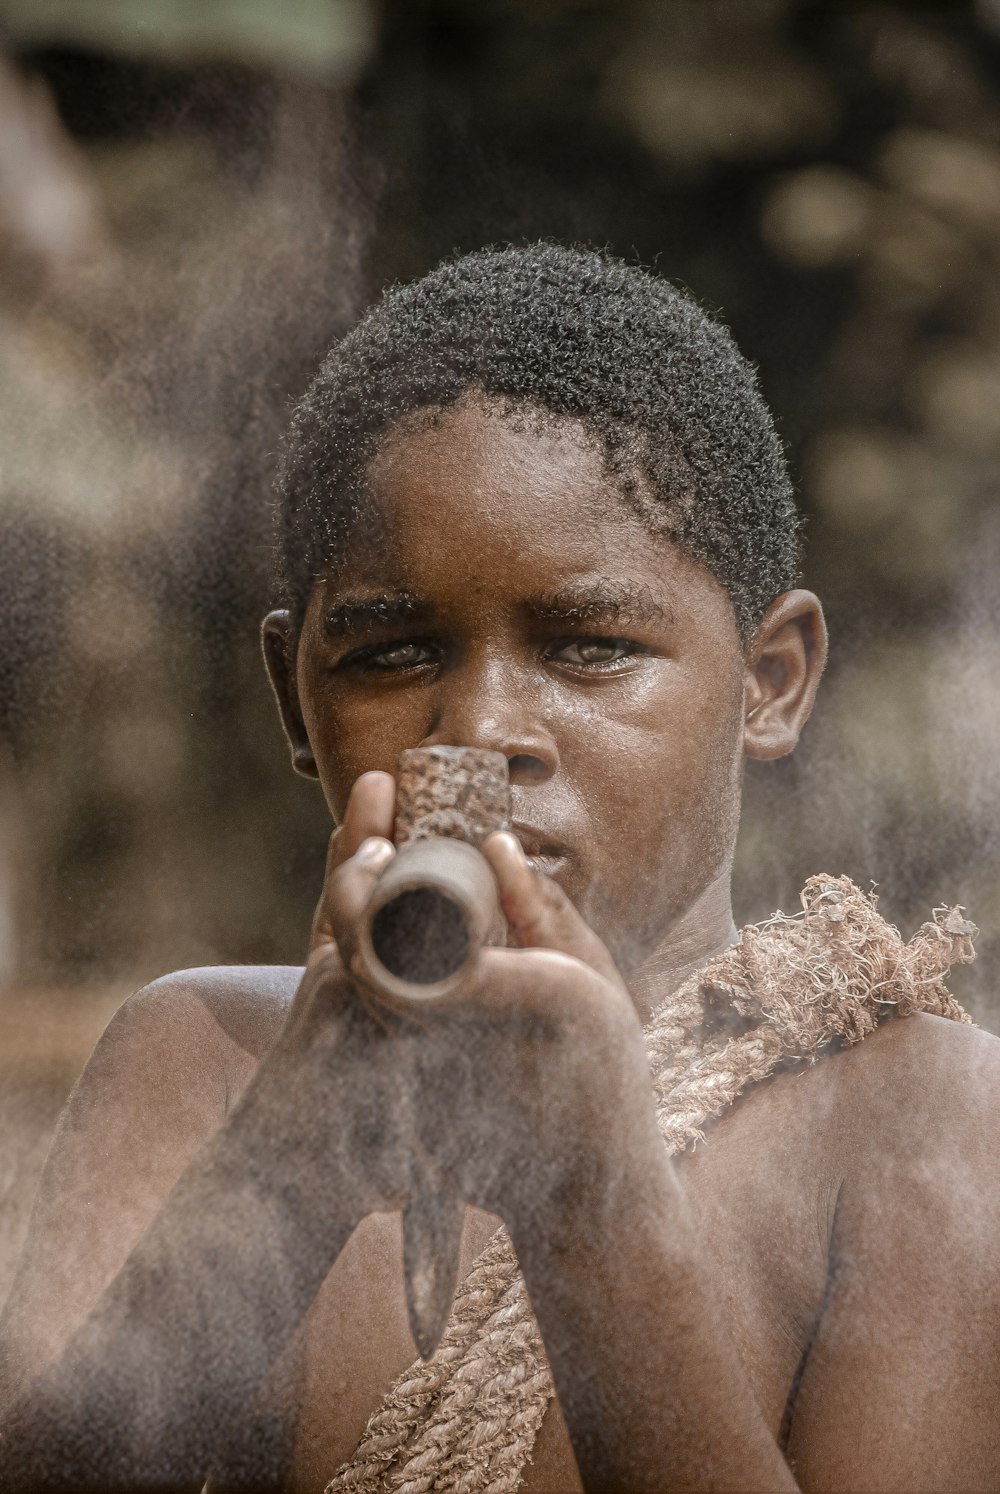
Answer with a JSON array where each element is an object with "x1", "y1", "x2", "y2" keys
[{"x1": 2, "y1": 244, "x2": 998, "y2": 1493}]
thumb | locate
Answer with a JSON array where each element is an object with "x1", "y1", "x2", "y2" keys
[
  {"x1": 311, "y1": 836, "x2": 395, "y2": 961},
  {"x1": 482, "y1": 831, "x2": 623, "y2": 987},
  {"x1": 310, "y1": 771, "x2": 396, "y2": 952}
]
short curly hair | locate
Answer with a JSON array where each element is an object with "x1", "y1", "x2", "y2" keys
[{"x1": 275, "y1": 243, "x2": 800, "y2": 642}]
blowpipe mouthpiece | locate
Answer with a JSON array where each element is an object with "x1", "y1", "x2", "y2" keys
[{"x1": 355, "y1": 746, "x2": 511, "y2": 1005}]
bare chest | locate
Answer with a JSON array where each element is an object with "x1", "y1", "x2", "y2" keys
[{"x1": 286, "y1": 1099, "x2": 833, "y2": 1493}]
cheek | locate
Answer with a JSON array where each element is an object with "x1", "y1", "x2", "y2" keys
[
  {"x1": 298, "y1": 677, "x2": 429, "y2": 819},
  {"x1": 660, "y1": 679, "x2": 746, "y2": 863},
  {"x1": 566, "y1": 664, "x2": 745, "y2": 883},
  {"x1": 579, "y1": 656, "x2": 743, "y2": 802}
]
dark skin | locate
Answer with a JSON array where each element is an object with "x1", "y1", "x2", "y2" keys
[{"x1": 2, "y1": 394, "x2": 1000, "y2": 1493}]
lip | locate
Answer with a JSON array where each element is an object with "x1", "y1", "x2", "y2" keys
[{"x1": 511, "y1": 821, "x2": 570, "y2": 875}]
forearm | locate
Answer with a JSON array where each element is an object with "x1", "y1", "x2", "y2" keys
[
  {"x1": 512, "y1": 1160, "x2": 799, "y2": 1494},
  {"x1": 0, "y1": 1050, "x2": 357, "y2": 1492}
]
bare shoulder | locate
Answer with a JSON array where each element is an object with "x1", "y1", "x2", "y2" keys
[
  {"x1": 698, "y1": 1011, "x2": 1000, "y2": 1243},
  {"x1": 702, "y1": 1009, "x2": 999, "y2": 1163},
  {"x1": 852, "y1": 1005, "x2": 1000, "y2": 1073},
  {"x1": 32, "y1": 959, "x2": 304, "y2": 1217},
  {"x1": 118, "y1": 962, "x2": 305, "y2": 1072},
  {"x1": 782, "y1": 1014, "x2": 1000, "y2": 1486},
  {"x1": 820, "y1": 1013, "x2": 1000, "y2": 1249},
  {"x1": 833, "y1": 1011, "x2": 1000, "y2": 1151},
  {"x1": 0, "y1": 965, "x2": 304, "y2": 1404},
  {"x1": 80, "y1": 961, "x2": 305, "y2": 1121}
]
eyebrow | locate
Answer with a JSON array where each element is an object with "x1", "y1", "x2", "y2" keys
[
  {"x1": 323, "y1": 590, "x2": 430, "y2": 637},
  {"x1": 527, "y1": 579, "x2": 673, "y2": 628},
  {"x1": 322, "y1": 579, "x2": 673, "y2": 637}
]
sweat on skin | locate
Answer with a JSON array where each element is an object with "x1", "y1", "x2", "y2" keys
[{"x1": 1, "y1": 269, "x2": 999, "y2": 1494}]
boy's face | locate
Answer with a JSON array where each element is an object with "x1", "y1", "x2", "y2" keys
[{"x1": 278, "y1": 395, "x2": 769, "y2": 972}]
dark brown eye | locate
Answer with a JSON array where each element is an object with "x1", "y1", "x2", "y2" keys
[
  {"x1": 345, "y1": 640, "x2": 439, "y2": 673},
  {"x1": 551, "y1": 638, "x2": 637, "y2": 667},
  {"x1": 372, "y1": 643, "x2": 433, "y2": 668}
]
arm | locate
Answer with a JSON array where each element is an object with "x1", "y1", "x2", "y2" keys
[
  {"x1": 0, "y1": 836, "x2": 847, "y2": 1494},
  {"x1": 784, "y1": 1016, "x2": 1000, "y2": 1492},
  {"x1": 479, "y1": 857, "x2": 799, "y2": 1493},
  {"x1": 463, "y1": 840, "x2": 804, "y2": 1493},
  {"x1": 514, "y1": 1158, "x2": 800, "y2": 1493},
  {"x1": 0, "y1": 972, "x2": 239, "y2": 1411},
  {"x1": 515, "y1": 1014, "x2": 1000, "y2": 1494},
  {"x1": 0, "y1": 780, "x2": 400, "y2": 1490},
  {"x1": 0, "y1": 962, "x2": 364, "y2": 1491}
]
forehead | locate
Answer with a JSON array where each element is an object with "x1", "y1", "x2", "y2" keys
[
  {"x1": 314, "y1": 397, "x2": 741, "y2": 654},
  {"x1": 357, "y1": 397, "x2": 659, "y2": 589},
  {"x1": 374, "y1": 394, "x2": 608, "y2": 510}
]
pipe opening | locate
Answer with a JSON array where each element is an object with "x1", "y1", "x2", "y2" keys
[{"x1": 370, "y1": 887, "x2": 471, "y2": 985}]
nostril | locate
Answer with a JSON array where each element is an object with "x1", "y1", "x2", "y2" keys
[{"x1": 507, "y1": 753, "x2": 549, "y2": 784}]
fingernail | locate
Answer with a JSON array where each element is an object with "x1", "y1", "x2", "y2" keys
[
  {"x1": 489, "y1": 830, "x2": 526, "y2": 862},
  {"x1": 356, "y1": 836, "x2": 394, "y2": 868}
]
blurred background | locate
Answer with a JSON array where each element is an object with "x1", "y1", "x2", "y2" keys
[{"x1": 2, "y1": 0, "x2": 999, "y2": 1292}]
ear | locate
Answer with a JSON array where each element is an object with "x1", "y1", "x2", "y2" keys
[
  {"x1": 261, "y1": 610, "x2": 319, "y2": 779},
  {"x1": 743, "y1": 590, "x2": 827, "y2": 761}
]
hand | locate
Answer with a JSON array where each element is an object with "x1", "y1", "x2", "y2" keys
[
  {"x1": 308, "y1": 769, "x2": 397, "y2": 955},
  {"x1": 266, "y1": 774, "x2": 664, "y2": 1242}
]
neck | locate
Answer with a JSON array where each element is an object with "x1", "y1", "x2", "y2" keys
[{"x1": 626, "y1": 867, "x2": 738, "y2": 1023}]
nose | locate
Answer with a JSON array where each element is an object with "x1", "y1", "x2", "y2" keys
[{"x1": 421, "y1": 658, "x2": 559, "y2": 786}]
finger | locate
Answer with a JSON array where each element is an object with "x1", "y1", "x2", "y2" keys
[
  {"x1": 325, "y1": 836, "x2": 396, "y2": 967},
  {"x1": 339, "y1": 771, "x2": 397, "y2": 860},
  {"x1": 296, "y1": 942, "x2": 350, "y2": 1030},
  {"x1": 312, "y1": 828, "x2": 396, "y2": 954},
  {"x1": 472, "y1": 947, "x2": 641, "y2": 1059},
  {"x1": 311, "y1": 773, "x2": 397, "y2": 952},
  {"x1": 482, "y1": 831, "x2": 623, "y2": 986},
  {"x1": 476, "y1": 945, "x2": 598, "y2": 1021}
]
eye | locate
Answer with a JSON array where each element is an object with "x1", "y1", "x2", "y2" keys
[
  {"x1": 343, "y1": 640, "x2": 440, "y2": 673},
  {"x1": 548, "y1": 637, "x2": 645, "y2": 669}
]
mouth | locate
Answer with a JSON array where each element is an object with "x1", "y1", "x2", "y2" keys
[{"x1": 511, "y1": 822, "x2": 570, "y2": 878}]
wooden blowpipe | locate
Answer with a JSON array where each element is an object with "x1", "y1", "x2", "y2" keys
[{"x1": 355, "y1": 746, "x2": 511, "y2": 1359}]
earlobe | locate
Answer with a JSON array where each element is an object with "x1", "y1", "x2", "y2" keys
[
  {"x1": 261, "y1": 610, "x2": 320, "y2": 779},
  {"x1": 743, "y1": 590, "x2": 827, "y2": 761}
]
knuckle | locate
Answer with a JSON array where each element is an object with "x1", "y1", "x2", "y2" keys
[
  {"x1": 305, "y1": 941, "x2": 345, "y2": 986},
  {"x1": 521, "y1": 875, "x2": 568, "y2": 935},
  {"x1": 326, "y1": 825, "x2": 347, "y2": 866},
  {"x1": 537, "y1": 875, "x2": 566, "y2": 911},
  {"x1": 327, "y1": 855, "x2": 363, "y2": 909}
]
